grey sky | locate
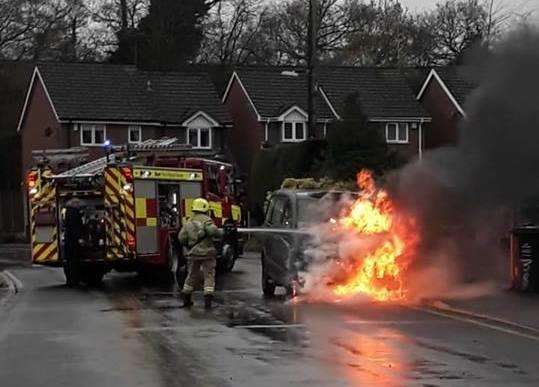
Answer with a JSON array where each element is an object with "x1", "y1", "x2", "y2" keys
[{"x1": 401, "y1": 0, "x2": 539, "y2": 21}]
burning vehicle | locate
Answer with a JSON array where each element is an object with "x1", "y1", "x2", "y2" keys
[
  {"x1": 258, "y1": 189, "x2": 355, "y2": 297},
  {"x1": 257, "y1": 171, "x2": 419, "y2": 302}
]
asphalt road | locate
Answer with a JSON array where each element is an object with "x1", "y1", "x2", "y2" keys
[{"x1": 1, "y1": 250, "x2": 539, "y2": 386}]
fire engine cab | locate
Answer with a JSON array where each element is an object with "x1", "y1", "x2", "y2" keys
[{"x1": 27, "y1": 141, "x2": 244, "y2": 287}]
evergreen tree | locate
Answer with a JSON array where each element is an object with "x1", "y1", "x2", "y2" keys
[
  {"x1": 318, "y1": 93, "x2": 401, "y2": 181},
  {"x1": 112, "y1": 0, "x2": 212, "y2": 67}
]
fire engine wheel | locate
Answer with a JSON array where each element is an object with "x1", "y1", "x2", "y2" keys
[
  {"x1": 261, "y1": 254, "x2": 276, "y2": 297},
  {"x1": 217, "y1": 244, "x2": 236, "y2": 274},
  {"x1": 81, "y1": 267, "x2": 105, "y2": 287}
]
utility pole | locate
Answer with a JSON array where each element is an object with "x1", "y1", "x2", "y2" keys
[
  {"x1": 307, "y1": 0, "x2": 318, "y2": 139},
  {"x1": 120, "y1": 0, "x2": 128, "y2": 30}
]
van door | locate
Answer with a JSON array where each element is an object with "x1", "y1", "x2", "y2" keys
[{"x1": 264, "y1": 195, "x2": 294, "y2": 284}]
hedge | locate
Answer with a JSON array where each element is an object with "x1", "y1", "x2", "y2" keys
[{"x1": 248, "y1": 140, "x2": 325, "y2": 223}]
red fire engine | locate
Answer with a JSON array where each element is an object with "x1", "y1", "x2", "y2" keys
[{"x1": 27, "y1": 141, "x2": 244, "y2": 287}]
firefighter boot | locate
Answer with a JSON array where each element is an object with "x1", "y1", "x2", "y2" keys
[
  {"x1": 204, "y1": 294, "x2": 213, "y2": 310},
  {"x1": 182, "y1": 293, "x2": 193, "y2": 308}
]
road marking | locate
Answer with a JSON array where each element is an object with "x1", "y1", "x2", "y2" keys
[
  {"x1": 344, "y1": 320, "x2": 434, "y2": 325},
  {"x1": 412, "y1": 306, "x2": 539, "y2": 342},
  {"x1": 428, "y1": 301, "x2": 539, "y2": 336}
]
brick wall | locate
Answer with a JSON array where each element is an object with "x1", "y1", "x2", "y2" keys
[
  {"x1": 223, "y1": 78, "x2": 264, "y2": 176},
  {"x1": 369, "y1": 122, "x2": 422, "y2": 161},
  {"x1": 420, "y1": 79, "x2": 462, "y2": 149},
  {"x1": 20, "y1": 77, "x2": 67, "y2": 179}
]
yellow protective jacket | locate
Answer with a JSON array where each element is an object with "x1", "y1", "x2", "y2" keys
[{"x1": 178, "y1": 213, "x2": 222, "y2": 260}]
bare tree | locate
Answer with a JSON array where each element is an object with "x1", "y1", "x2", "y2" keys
[
  {"x1": 0, "y1": 0, "x2": 74, "y2": 60},
  {"x1": 342, "y1": 0, "x2": 419, "y2": 66},
  {"x1": 247, "y1": 0, "x2": 360, "y2": 65},
  {"x1": 199, "y1": 0, "x2": 267, "y2": 65},
  {"x1": 87, "y1": 0, "x2": 149, "y2": 31},
  {"x1": 81, "y1": 0, "x2": 148, "y2": 58},
  {"x1": 423, "y1": 0, "x2": 489, "y2": 64}
]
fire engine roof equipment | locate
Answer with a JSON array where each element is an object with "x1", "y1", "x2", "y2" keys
[{"x1": 52, "y1": 138, "x2": 232, "y2": 179}]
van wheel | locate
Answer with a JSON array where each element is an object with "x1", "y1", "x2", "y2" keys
[
  {"x1": 261, "y1": 254, "x2": 275, "y2": 297},
  {"x1": 286, "y1": 281, "x2": 298, "y2": 299},
  {"x1": 217, "y1": 244, "x2": 236, "y2": 273}
]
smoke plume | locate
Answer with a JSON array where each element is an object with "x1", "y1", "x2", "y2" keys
[
  {"x1": 298, "y1": 27, "x2": 539, "y2": 304},
  {"x1": 389, "y1": 26, "x2": 539, "y2": 299}
]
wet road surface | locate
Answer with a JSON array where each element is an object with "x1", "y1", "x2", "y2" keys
[{"x1": 1, "y1": 251, "x2": 539, "y2": 386}]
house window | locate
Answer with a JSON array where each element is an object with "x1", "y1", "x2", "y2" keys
[
  {"x1": 386, "y1": 123, "x2": 409, "y2": 144},
  {"x1": 282, "y1": 121, "x2": 306, "y2": 142},
  {"x1": 187, "y1": 127, "x2": 212, "y2": 149},
  {"x1": 80, "y1": 124, "x2": 106, "y2": 146},
  {"x1": 128, "y1": 125, "x2": 142, "y2": 144}
]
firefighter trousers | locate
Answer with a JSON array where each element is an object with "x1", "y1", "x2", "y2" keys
[{"x1": 182, "y1": 258, "x2": 216, "y2": 295}]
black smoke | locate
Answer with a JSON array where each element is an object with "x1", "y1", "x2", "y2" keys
[{"x1": 389, "y1": 26, "x2": 539, "y2": 297}]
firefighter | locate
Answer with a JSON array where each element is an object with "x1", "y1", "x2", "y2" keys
[{"x1": 179, "y1": 198, "x2": 223, "y2": 309}]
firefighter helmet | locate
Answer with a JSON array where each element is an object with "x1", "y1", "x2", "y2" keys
[{"x1": 192, "y1": 198, "x2": 210, "y2": 213}]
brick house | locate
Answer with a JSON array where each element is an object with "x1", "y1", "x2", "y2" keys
[
  {"x1": 221, "y1": 68, "x2": 335, "y2": 175},
  {"x1": 222, "y1": 66, "x2": 431, "y2": 175},
  {"x1": 416, "y1": 67, "x2": 478, "y2": 149},
  {"x1": 0, "y1": 62, "x2": 34, "y2": 236},
  {"x1": 17, "y1": 62, "x2": 232, "y2": 179}
]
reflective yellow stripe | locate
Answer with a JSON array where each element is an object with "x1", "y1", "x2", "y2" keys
[
  {"x1": 231, "y1": 205, "x2": 241, "y2": 222},
  {"x1": 125, "y1": 203, "x2": 135, "y2": 220},
  {"x1": 133, "y1": 168, "x2": 203, "y2": 181},
  {"x1": 126, "y1": 219, "x2": 135, "y2": 233},
  {"x1": 210, "y1": 201, "x2": 222, "y2": 218},
  {"x1": 135, "y1": 198, "x2": 147, "y2": 218},
  {"x1": 35, "y1": 243, "x2": 58, "y2": 263},
  {"x1": 32, "y1": 243, "x2": 45, "y2": 256},
  {"x1": 105, "y1": 174, "x2": 121, "y2": 193},
  {"x1": 109, "y1": 167, "x2": 123, "y2": 182},
  {"x1": 124, "y1": 192, "x2": 134, "y2": 206},
  {"x1": 105, "y1": 187, "x2": 119, "y2": 204}
]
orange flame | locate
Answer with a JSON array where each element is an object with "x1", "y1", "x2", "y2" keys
[{"x1": 330, "y1": 170, "x2": 417, "y2": 302}]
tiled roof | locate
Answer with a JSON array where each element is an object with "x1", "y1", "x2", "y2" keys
[
  {"x1": 318, "y1": 67, "x2": 429, "y2": 119},
  {"x1": 37, "y1": 62, "x2": 230, "y2": 124},
  {"x1": 233, "y1": 66, "x2": 428, "y2": 120},
  {"x1": 234, "y1": 67, "x2": 336, "y2": 120},
  {"x1": 434, "y1": 67, "x2": 479, "y2": 107}
]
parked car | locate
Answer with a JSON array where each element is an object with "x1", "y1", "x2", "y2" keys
[{"x1": 258, "y1": 189, "x2": 356, "y2": 297}]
